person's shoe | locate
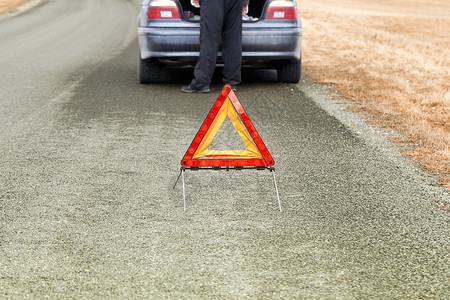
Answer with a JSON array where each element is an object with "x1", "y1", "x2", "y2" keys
[{"x1": 181, "y1": 85, "x2": 210, "y2": 93}]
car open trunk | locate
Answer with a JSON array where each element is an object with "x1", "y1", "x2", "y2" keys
[{"x1": 178, "y1": 0, "x2": 266, "y2": 22}]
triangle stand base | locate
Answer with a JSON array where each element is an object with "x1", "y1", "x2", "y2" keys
[{"x1": 173, "y1": 167, "x2": 282, "y2": 212}]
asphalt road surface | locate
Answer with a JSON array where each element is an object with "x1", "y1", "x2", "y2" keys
[{"x1": 1, "y1": 0, "x2": 449, "y2": 298}]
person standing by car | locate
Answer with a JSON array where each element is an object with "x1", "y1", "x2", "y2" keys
[{"x1": 182, "y1": 0, "x2": 249, "y2": 93}]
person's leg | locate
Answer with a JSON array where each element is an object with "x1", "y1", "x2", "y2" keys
[
  {"x1": 221, "y1": 0, "x2": 242, "y2": 87},
  {"x1": 189, "y1": 0, "x2": 224, "y2": 91}
]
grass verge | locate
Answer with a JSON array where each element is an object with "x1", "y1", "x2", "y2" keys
[
  {"x1": 298, "y1": 0, "x2": 449, "y2": 187},
  {"x1": 0, "y1": 0, "x2": 29, "y2": 14}
]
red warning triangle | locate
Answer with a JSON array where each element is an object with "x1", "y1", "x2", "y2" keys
[{"x1": 181, "y1": 85, "x2": 274, "y2": 168}]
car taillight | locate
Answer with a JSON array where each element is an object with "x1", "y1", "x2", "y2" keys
[
  {"x1": 148, "y1": 0, "x2": 180, "y2": 19},
  {"x1": 266, "y1": 0, "x2": 297, "y2": 19}
]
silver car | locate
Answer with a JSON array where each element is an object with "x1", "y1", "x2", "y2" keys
[{"x1": 137, "y1": 0, "x2": 302, "y2": 83}]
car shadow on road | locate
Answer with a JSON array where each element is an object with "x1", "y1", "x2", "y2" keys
[{"x1": 61, "y1": 39, "x2": 281, "y2": 125}]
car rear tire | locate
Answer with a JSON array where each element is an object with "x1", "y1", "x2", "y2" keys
[
  {"x1": 138, "y1": 56, "x2": 161, "y2": 83},
  {"x1": 276, "y1": 58, "x2": 301, "y2": 83}
]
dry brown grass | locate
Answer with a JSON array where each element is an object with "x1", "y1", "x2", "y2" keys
[
  {"x1": 0, "y1": 0, "x2": 29, "y2": 14},
  {"x1": 298, "y1": 0, "x2": 450, "y2": 187}
]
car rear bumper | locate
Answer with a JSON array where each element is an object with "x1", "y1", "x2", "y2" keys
[{"x1": 138, "y1": 26, "x2": 302, "y2": 62}]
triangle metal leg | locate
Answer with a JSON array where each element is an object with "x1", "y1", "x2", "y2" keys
[
  {"x1": 271, "y1": 168, "x2": 282, "y2": 212},
  {"x1": 173, "y1": 169, "x2": 182, "y2": 189},
  {"x1": 182, "y1": 168, "x2": 186, "y2": 211},
  {"x1": 173, "y1": 168, "x2": 187, "y2": 211}
]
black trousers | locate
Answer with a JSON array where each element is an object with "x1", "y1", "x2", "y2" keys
[{"x1": 191, "y1": 0, "x2": 243, "y2": 90}]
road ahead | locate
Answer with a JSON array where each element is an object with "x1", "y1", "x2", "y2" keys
[{"x1": 0, "y1": 0, "x2": 449, "y2": 298}]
